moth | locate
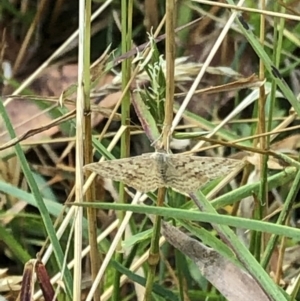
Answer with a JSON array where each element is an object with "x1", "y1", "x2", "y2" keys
[{"x1": 84, "y1": 152, "x2": 243, "y2": 193}]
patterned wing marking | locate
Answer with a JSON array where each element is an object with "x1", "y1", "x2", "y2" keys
[
  {"x1": 83, "y1": 153, "x2": 165, "y2": 192},
  {"x1": 165, "y1": 155, "x2": 243, "y2": 193},
  {"x1": 84, "y1": 152, "x2": 243, "y2": 193}
]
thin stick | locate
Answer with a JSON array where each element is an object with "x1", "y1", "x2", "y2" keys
[
  {"x1": 74, "y1": 0, "x2": 91, "y2": 299},
  {"x1": 170, "y1": 0, "x2": 246, "y2": 134},
  {"x1": 161, "y1": 0, "x2": 175, "y2": 150},
  {"x1": 4, "y1": 0, "x2": 113, "y2": 106}
]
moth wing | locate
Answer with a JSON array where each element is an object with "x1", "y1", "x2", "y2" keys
[
  {"x1": 84, "y1": 154, "x2": 164, "y2": 192},
  {"x1": 166, "y1": 155, "x2": 242, "y2": 193}
]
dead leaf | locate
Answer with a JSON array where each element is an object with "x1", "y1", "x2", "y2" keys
[
  {"x1": 246, "y1": 153, "x2": 285, "y2": 170},
  {"x1": 162, "y1": 222, "x2": 269, "y2": 301},
  {"x1": 271, "y1": 135, "x2": 300, "y2": 154}
]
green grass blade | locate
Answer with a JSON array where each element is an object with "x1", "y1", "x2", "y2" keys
[{"x1": 0, "y1": 98, "x2": 73, "y2": 299}]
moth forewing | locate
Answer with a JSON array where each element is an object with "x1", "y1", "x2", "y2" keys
[
  {"x1": 164, "y1": 155, "x2": 243, "y2": 193},
  {"x1": 83, "y1": 154, "x2": 164, "y2": 192}
]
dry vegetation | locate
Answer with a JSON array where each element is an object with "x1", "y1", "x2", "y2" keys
[{"x1": 1, "y1": 1, "x2": 300, "y2": 301}]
